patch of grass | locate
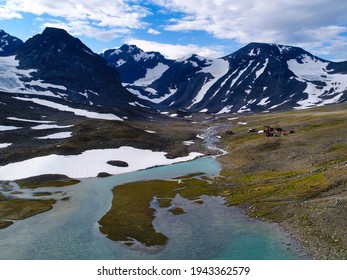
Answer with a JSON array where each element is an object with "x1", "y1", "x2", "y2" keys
[
  {"x1": 0, "y1": 198, "x2": 55, "y2": 220},
  {"x1": 0, "y1": 220, "x2": 13, "y2": 229},
  {"x1": 170, "y1": 207, "x2": 186, "y2": 215},
  {"x1": 98, "y1": 176, "x2": 214, "y2": 248},
  {"x1": 33, "y1": 192, "x2": 53, "y2": 197},
  {"x1": 174, "y1": 172, "x2": 206, "y2": 180},
  {"x1": 15, "y1": 174, "x2": 80, "y2": 189},
  {"x1": 157, "y1": 198, "x2": 172, "y2": 208}
]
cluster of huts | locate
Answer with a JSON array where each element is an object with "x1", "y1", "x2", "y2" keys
[
  {"x1": 225, "y1": 125, "x2": 295, "y2": 137},
  {"x1": 248, "y1": 126, "x2": 296, "y2": 137}
]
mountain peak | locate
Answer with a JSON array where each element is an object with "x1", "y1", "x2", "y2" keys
[
  {"x1": 225, "y1": 41, "x2": 322, "y2": 63},
  {"x1": 42, "y1": 27, "x2": 69, "y2": 35},
  {"x1": 0, "y1": 29, "x2": 24, "y2": 56},
  {"x1": 119, "y1": 44, "x2": 142, "y2": 54},
  {"x1": 14, "y1": 27, "x2": 135, "y2": 106}
]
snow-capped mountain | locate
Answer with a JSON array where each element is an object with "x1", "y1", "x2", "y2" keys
[
  {"x1": 14, "y1": 27, "x2": 136, "y2": 106},
  {"x1": 0, "y1": 28, "x2": 157, "y2": 119},
  {"x1": 1, "y1": 27, "x2": 346, "y2": 117},
  {"x1": 0, "y1": 30, "x2": 23, "y2": 56},
  {"x1": 101, "y1": 44, "x2": 173, "y2": 85},
  {"x1": 104, "y1": 43, "x2": 347, "y2": 113}
]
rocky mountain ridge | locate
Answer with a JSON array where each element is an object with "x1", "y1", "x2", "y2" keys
[{"x1": 0, "y1": 27, "x2": 346, "y2": 116}]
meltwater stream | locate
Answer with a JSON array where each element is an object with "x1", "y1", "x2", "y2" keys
[{"x1": 0, "y1": 157, "x2": 308, "y2": 259}]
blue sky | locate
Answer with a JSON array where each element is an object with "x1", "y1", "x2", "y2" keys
[{"x1": 1, "y1": 0, "x2": 347, "y2": 61}]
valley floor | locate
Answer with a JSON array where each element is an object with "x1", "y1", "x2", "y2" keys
[{"x1": 0, "y1": 100, "x2": 346, "y2": 259}]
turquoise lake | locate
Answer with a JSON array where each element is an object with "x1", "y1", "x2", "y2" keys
[{"x1": 0, "y1": 157, "x2": 309, "y2": 259}]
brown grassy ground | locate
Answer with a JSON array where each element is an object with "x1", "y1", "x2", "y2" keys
[
  {"x1": 0, "y1": 192, "x2": 55, "y2": 229},
  {"x1": 98, "y1": 175, "x2": 214, "y2": 248}
]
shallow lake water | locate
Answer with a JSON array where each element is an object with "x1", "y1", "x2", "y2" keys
[{"x1": 0, "y1": 157, "x2": 309, "y2": 259}]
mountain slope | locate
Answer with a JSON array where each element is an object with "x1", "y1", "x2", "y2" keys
[
  {"x1": 104, "y1": 43, "x2": 347, "y2": 113},
  {"x1": 14, "y1": 27, "x2": 136, "y2": 107},
  {"x1": 0, "y1": 30, "x2": 23, "y2": 56},
  {"x1": 101, "y1": 44, "x2": 173, "y2": 86}
]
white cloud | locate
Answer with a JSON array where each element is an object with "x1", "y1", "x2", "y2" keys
[
  {"x1": 147, "y1": 28, "x2": 161, "y2": 35},
  {"x1": 0, "y1": 5, "x2": 22, "y2": 19},
  {"x1": 125, "y1": 38, "x2": 224, "y2": 59},
  {"x1": 152, "y1": 0, "x2": 347, "y2": 59},
  {"x1": 0, "y1": 0, "x2": 149, "y2": 40},
  {"x1": 1, "y1": 0, "x2": 347, "y2": 59},
  {"x1": 41, "y1": 20, "x2": 131, "y2": 41}
]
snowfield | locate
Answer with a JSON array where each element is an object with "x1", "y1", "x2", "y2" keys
[
  {"x1": 0, "y1": 147, "x2": 203, "y2": 180},
  {"x1": 0, "y1": 56, "x2": 59, "y2": 97}
]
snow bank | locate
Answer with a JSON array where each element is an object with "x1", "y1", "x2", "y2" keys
[
  {"x1": 183, "y1": 140, "x2": 195, "y2": 146},
  {"x1": 14, "y1": 97, "x2": 123, "y2": 121},
  {"x1": 0, "y1": 147, "x2": 203, "y2": 180},
  {"x1": 0, "y1": 125, "x2": 21, "y2": 131},
  {"x1": 31, "y1": 124, "x2": 74, "y2": 130},
  {"x1": 0, "y1": 143, "x2": 12, "y2": 148},
  {"x1": 36, "y1": 132, "x2": 72, "y2": 139},
  {"x1": 7, "y1": 117, "x2": 54, "y2": 124}
]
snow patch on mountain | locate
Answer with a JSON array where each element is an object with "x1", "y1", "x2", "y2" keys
[
  {"x1": 14, "y1": 97, "x2": 123, "y2": 121},
  {"x1": 190, "y1": 58, "x2": 229, "y2": 106},
  {"x1": 133, "y1": 63, "x2": 169, "y2": 86},
  {"x1": 0, "y1": 125, "x2": 21, "y2": 131},
  {"x1": 255, "y1": 58, "x2": 269, "y2": 79},
  {"x1": 257, "y1": 97, "x2": 270, "y2": 106},
  {"x1": 0, "y1": 143, "x2": 12, "y2": 148},
  {"x1": 0, "y1": 56, "x2": 63, "y2": 98},
  {"x1": 36, "y1": 131, "x2": 72, "y2": 139},
  {"x1": 288, "y1": 54, "x2": 347, "y2": 108},
  {"x1": 7, "y1": 117, "x2": 54, "y2": 124}
]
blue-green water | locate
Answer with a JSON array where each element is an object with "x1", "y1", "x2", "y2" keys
[{"x1": 0, "y1": 157, "x2": 309, "y2": 259}]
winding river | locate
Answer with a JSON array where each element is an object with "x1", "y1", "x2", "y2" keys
[{"x1": 0, "y1": 127, "x2": 309, "y2": 260}]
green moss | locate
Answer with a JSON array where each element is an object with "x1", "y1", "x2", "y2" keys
[
  {"x1": 170, "y1": 207, "x2": 186, "y2": 215},
  {"x1": 157, "y1": 198, "x2": 172, "y2": 208},
  {"x1": 174, "y1": 172, "x2": 206, "y2": 180},
  {"x1": 16, "y1": 174, "x2": 80, "y2": 189},
  {"x1": 33, "y1": 192, "x2": 53, "y2": 197},
  {"x1": 0, "y1": 220, "x2": 13, "y2": 229},
  {"x1": 98, "y1": 178, "x2": 214, "y2": 247},
  {"x1": 194, "y1": 200, "x2": 204, "y2": 204},
  {"x1": 0, "y1": 199, "x2": 56, "y2": 220}
]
